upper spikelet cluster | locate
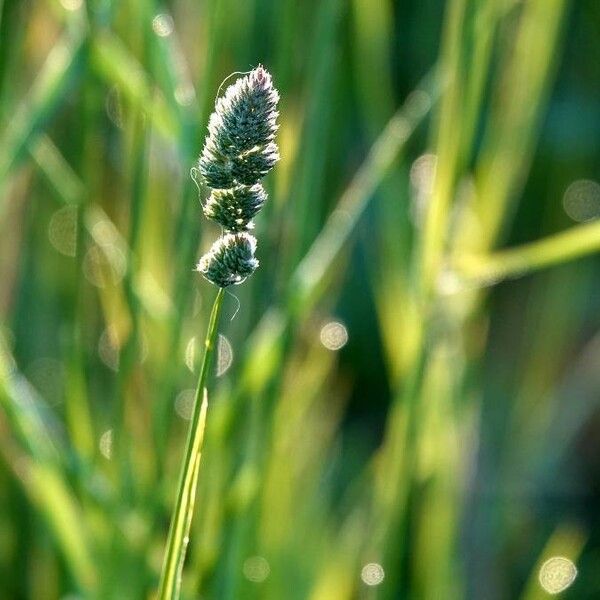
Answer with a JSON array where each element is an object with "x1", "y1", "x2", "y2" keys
[{"x1": 196, "y1": 66, "x2": 279, "y2": 287}]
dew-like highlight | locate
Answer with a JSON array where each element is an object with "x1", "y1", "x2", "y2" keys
[
  {"x1": 152, "y1": 14, "x2": 174, "y2": 37},
  {"x1": 562, "y1": 179, "x2": 600, "y2": 222},
  {"x1": 60, "y1": 0, "x2": 83, "y2": 10},
  {"x1": 98, "y1": 327, "x2": 120, "y2": 372},
  {"x1": 242, "y1": 556, "x2": 270, "y2": 583},
  {"x1": 175, "y1": 84, "x2": 196, "y2": 107},
  {"x1": 320, "y1": 321, "x2": 348, "y2": 351},
  {"x1": 185, "y1": 337, "x2": 196, "y2": 373},
  {"x1": 217, "y1": 334, "x2": 233, "y2": 376},
  {"x1": 175, "y1": 389, "x2": 195, "y2": 421},
  {"x1": 410, "y1": 153, "x2": 437, "y2": 226},
  {"x1": 361, "y1": 562, "x2": 385, "y2": 586},
  {"x1": 99, "y1": 429, "x2": 113, "y2": 459},
  {"x1": 539, "y1": 556, "x2": 577, "y2": 594},
  {"x1": 106, "y1": 86, "x2": 124, "y2": 128},
  {"x1": 48, "y1": 206, "x2": 77, "y2": 257}
]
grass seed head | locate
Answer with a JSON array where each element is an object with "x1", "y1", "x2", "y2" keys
[{"x1": 196, "y1": 66, "x2": 279, "y2": 287}]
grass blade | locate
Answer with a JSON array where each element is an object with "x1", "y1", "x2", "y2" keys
[
  {"x1": 454, "y1": 219, "x2": 600, "y2": 284},
  {"x1": 0, "y1": 31, "x2": 85, "y2": 199}
]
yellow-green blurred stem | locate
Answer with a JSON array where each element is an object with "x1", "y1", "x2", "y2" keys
[
  {"x1": 158, "y1": 287, "x2": 225, "y2": 599},
  {"x1": 455, "y1": 220, "x2": 600, "y2": 284}
]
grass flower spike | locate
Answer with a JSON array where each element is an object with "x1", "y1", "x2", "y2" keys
[
  {"x1": 197, "y1": 65, "x2": 279, "y2": 287},
  {"x1": 159, "y1": 66, "x2": 279, "y2": 600}
]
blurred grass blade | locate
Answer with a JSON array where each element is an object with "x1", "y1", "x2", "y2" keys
[
  {"x1": 474, "y1": 0, "x2": 568, "y2": 247},
  {"x1": 0, "y1": 439, "x2": 98, "y2": 593},
  {"x1": 0, "y1": 341, "x2": 63, "y2": 462},
  {"x1": 91, "y1": 31, "x2": 178, "y2": 139},
  {"x1": 454, "y1": 219, "x2": 600, "y2": 284},
  {"x1": 30, "y1": 133, "x2": 86, "y2": 205},
  {"x1": 291, "y1": 70, "x2": 439, "y2": 314},
  {"x1": 31, "y1": 134, "x2": 173, "y2": 318},
  {"x1": 350, "y1": 0, "x2": 395, "y2": 132},
  {"x1": 287, "y1": 0, "x2": 343, "y2": 263},
  {"x1": 419, "y1": 0, "x2": 467, "y2": 298},
  {"x1": 0, "y1": 336, "x2": 97, "y2": 592},
  {"x1": 0, "y1": 31, "x2": 85, "y2": 198},
  {"x1": 26, "y1": 463, "x2": 98, "y2": 592}
]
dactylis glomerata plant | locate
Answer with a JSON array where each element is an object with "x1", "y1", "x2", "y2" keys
[
  {"x1": 196, "y1": 65, "x2": 280, "y2": 287},
  {"x1": 158, "y1": 66, "x2": 279, "y2": 600}
]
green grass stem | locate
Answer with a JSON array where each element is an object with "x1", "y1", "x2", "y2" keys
[{"x1": 158, "y1": 287, "x2": 225, "y2": 599}]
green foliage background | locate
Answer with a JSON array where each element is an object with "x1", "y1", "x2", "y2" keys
[{"x1": 0, "y1": 0, "x2": 599, "y2": 598}]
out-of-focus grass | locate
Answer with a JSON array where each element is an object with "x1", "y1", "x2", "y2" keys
[{"x1": 1, "y1": 0, "x2": 600, "y2": 598}]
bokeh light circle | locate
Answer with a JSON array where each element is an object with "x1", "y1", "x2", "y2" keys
[
  {"x1": 361, "y1": 562, "x2": 385, "y2": 586},
  {"x1": 562, "y1": 179, "x2": 600, "y2": 222},
  {"x1": 319, "y1": 321, "x2": 348, "y2": 351},
  {"x1": 242, "y1": 556, "x2": 270, "y2": 583},
  {"x1": 539, "y1": 556, "x2": 577, "y2": 594}
]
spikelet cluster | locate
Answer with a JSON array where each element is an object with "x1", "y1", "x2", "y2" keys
[
  {"x1": 197, "y1": 233, "x2": 259, "y2": 288},
  {"x1": 196, "y1": 66, "x2": 279, "y2": 287}
]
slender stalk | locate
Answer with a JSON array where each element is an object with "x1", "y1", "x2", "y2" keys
[{"x1": 158, "y1": 287, "x2": 225, "y2": 599}]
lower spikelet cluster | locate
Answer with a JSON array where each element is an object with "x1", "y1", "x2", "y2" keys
[
  {"x1": 197, "y1": 234, "x2": 259, "y2": 287},
  {"x1": 196, "y1": 66, "x2": 279, "y2": 287}
]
